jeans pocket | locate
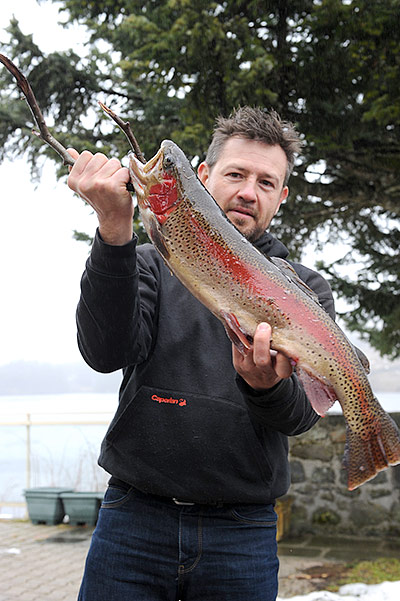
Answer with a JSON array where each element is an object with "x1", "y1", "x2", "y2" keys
[
  {"x1": 230, "y1": 503, "x2": 277, "y2": 526},
  {"x1": 101, "y1": 485, "x2": 134, "y2": 509}
]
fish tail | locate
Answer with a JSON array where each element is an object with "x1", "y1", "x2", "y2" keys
[{"x1": 343, "y1": 408, "x2": 400, "y2": 490}]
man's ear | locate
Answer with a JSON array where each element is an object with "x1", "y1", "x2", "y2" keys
[
  {"x1": 197, "y1": 161, "x2": 209, "y2": 186},
  {"x1": 274, "y1": 186, "x2": 289, "y2": 216}
]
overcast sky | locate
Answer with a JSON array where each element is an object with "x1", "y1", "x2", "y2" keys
[{"x1": 0, "y1": 1, "x2": 97, "y2": 366}]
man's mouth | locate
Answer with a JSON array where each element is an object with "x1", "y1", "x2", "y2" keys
[{"x1": 228, "y1": 206, "x2": 255, "y2": 219}]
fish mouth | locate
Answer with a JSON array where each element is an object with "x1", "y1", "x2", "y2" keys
[{"x1": 129, "y1": 147, "x2": 164, "y2": 196}]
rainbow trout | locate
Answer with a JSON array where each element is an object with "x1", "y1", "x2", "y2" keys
[{"x1": 129, "y1": 139, "x2": 400, "y2": 490}]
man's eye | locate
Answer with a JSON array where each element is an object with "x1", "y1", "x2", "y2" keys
[{"x1": 227, "y1": 172, "x2": 242, "y2": 178}]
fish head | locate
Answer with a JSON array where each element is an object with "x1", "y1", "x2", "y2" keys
[{"x1": 129, "y1": 140, "x2": 189, "y2": 226}]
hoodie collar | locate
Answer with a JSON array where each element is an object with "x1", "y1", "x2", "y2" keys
[{"x1": 254, "y1": 231, "x2": 289, "y2": 259}]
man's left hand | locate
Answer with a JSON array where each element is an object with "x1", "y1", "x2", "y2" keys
[{"x1": 232, "y1": 322, "x2": 293, "y2": 391}]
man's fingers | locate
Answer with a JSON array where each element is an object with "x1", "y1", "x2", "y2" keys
[
  {"x1": 78, "y1": 152, "x2": 109, "y2": 177},
  {"x1": 231, "y1": 342, "x2": 248, "y2": 368},
  {"x1": 253, "y1": 322, "x2": 293, "y2": 377},
  {"x1": 252, "y1": 322, "x2": 273, "y2": 366},
  {"x1": 67, "y1": 152, "x2": 128, "y2": 199},
  {"x1": 96, "y1": 157, "x2": 124, "y2": 178},
  {"x1": 274, "y1": 352, "x2": 294, "y2": 379},
  {"x1": 232, "y1": 321, "x2": 294, "y2": 390}
]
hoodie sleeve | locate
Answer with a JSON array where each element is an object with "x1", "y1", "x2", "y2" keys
[
  {"x1": 237, "y1": 374, "x2": 320, "y2": 435},
  {"x1": 76, "y1": 230, "x2": 159, "y2": 373}
]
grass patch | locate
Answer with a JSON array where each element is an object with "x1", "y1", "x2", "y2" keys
[
  {"x1": 343, "y1": 557, "x2": 400, "y2": 584},
  {"x1": 328, "y1": 558, "x2": 400, "y2": 591}
]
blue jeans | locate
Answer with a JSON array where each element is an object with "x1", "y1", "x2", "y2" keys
[{"x1": 78, "y1": 484, "x2": 279, "y2": 600}]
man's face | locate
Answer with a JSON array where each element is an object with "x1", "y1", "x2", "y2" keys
[{"x1": 198, "y1": 137, "x2": 289, "y2": 242}]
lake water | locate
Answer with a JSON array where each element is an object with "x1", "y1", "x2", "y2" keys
[
  {"x1": 0, "y1": 391, "x2": 398, "y2": 517},
  {"x1": 0, "y1": 393, "x2": 118, "y2": 516}
]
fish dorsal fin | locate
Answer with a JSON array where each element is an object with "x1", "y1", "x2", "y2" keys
[
  {"x1": 268, "y1": 256, "x2": 320, "y2": 305},
  {"x1": 352, "y1": 345, "x2": 371, "y2": 374},
  {"x1": 296, "y1": 366, "x2": 338, "y2": 417}
]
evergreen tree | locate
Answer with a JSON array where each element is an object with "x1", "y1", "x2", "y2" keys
[{"x1": 0, "y1": 0, "x2": 399, "y2": 356}]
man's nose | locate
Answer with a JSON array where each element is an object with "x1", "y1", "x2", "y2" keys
[{"x1": 238, "y1": 178, "x2": 257, "y2": 202}]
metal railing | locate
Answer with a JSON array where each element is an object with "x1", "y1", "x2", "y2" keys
[{"x1": 0, "y1": 411, "x2": 113, "y2": 515}]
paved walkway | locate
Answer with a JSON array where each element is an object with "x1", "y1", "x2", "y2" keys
[
  {"x1": 1, "y1": 519, "x2": 400, "y2": 600},
  {"x1": 0, "y1": 521, "x2": 90, "y2": 601}
]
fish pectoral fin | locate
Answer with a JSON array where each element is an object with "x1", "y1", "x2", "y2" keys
[
  {"x1": 149, "y1": 219, "x2": 170, "y2": 259},
  {"x1": 296, "y1": 366, "x2": 338, "y2": 417},
  {"x1": 220, "y1": 311, "x2": 253, "y2": 355}
]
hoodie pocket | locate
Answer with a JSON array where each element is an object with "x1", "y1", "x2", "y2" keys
[{"x1": 100, "y1": 385, "x2": 275, "y2": 503}]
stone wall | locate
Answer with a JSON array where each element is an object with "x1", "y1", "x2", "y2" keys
[{"x1": 287, "y1": 412, "x2": 400, "y2": 538}]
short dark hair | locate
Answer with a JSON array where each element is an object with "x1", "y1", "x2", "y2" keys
[{"x1": 205, "y1": 106, "x2": 302, "y2": 186}]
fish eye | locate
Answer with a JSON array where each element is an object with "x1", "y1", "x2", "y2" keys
[{"x1": 163, "y1": 155, "x2": 175, "y2": 171}]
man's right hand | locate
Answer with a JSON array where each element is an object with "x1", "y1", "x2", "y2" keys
[{"x1": 67, "y1": 149, "x2": 134, "y2": 246}]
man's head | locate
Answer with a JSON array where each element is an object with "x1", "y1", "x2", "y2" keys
[
  {"x1": 198, "y1": 107, "x2": 302, "y2": 241},
  {"x1": 204, "y1": 106, "x2": 302, "y2": 187}
]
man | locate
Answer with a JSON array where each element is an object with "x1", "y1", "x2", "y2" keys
[{"x1": 67, "y1": 107, "x2": 335, "y2": 601}]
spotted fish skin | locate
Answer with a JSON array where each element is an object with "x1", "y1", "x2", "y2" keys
[{"x1": 129, "y1": 139, "x2": 400, "y2": 490}]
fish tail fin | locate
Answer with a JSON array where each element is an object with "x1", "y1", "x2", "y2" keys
[{"x1": 343, "y1": 407, "x2": 400, "y2": 490}]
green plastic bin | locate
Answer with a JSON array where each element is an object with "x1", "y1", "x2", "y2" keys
[
  {"x1": 24, "y1": 487, "x2": 74, "y2": 525},
  {"x1": 60, "y1": 491, "x2": 104, "y2": 526}
]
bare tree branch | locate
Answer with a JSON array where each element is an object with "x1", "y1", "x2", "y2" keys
[
  {"x1": 0, "y1": 56, "x2": 138, "y2": 228},
  {"x1": 98, "y1": 101, "x2": 145, "y2": 163},
  {"x1": 0, "y1": 54, "x2": 144, "y2": 193},
  {"x1": 0, "y1": 53, "x2": 75, "y2": 166}
]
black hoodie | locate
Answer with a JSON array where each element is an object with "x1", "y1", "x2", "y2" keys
[{"x1": 76, "y1": 230, "x2": 335, "y2": 504}]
